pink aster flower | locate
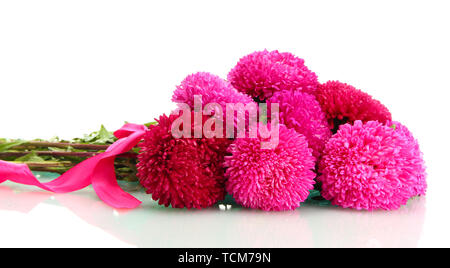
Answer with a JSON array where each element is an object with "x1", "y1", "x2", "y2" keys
[
  {"x1": 268, "y1": 91, "x2": 332, "y2": 159},
  {"x1": 315, "y1": 81, "x2": 392, "y2": 132},
  {"x1": 137, "y1": 113, "x2": 232, "y2": 209},
  {"x1": 172, "y1": 71, "x2": 254, "y2": 111},
  {"x1": 228, "y1": 50, "x2": 319, "y2": 101},
  {"x1": 318, "y1": 120, "x2": 427, "y2": 211},
  {"x1": 224, "y1": 124, "x2": 316, "y2": 211},
  {"x1": 388, "y1": 121, "x2": 427, "y2": 196},
  {"x1": 172, "y1": 72, "x2": 256, "y2": 136}
]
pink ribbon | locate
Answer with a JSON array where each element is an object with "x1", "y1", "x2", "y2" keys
[{"x1": 0, "y1": 123, "x2": 147, "y2": 209}]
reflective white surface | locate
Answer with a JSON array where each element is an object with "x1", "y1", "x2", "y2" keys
[{"x1": 1, "y1": 175, "x2": 445, "y2": 248}]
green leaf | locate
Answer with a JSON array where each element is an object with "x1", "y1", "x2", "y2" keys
[
  {"x1": 303, "y1": 190, "x2": 333, "y2": 207},
  {"x1": 49, "y1": 136, "x2": 61, "y2": 142},
  {"x1": 0, "y1": 140, "x2": 26, "y2": 152},
  {"x1": 258, "y1": 104, "x2": 268, "y2": 124},
  {"x1": 48, "y1": 147, "x2": 67, "y2": 152},
  {"x1": 15, "y1": 152, "x2": 46, "y2": 162},
  {"x1": 72, "y1": 125, "x2": 116, "y2": 145},
  {"x1": 95, "y1": 125, "x2": 115, "y2": 144}
]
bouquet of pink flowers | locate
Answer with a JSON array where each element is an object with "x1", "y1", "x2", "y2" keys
[{"x1": 0, "y1": 50, "x2": 426, "y2": 211}]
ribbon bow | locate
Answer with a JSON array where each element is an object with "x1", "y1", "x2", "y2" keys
[{"x1": 0, "y1": 123, "x2": 147, "y2": 209}]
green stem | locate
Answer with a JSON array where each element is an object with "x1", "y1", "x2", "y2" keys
[
  {"x1": 0, "y1": 151, "x2": 137, "y2": 159},
  {"x1": 13, "y1": 161, "x2": 74, "y2": 168},
  {"x1": 3, "y1": 141, "x2": 111, "y2": 151}
]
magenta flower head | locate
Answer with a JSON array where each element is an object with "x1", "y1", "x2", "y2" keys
[
  {"x1": 318, "y1": 120, "x2": 427, "y2": 211},
  {"x1": 268, "y1": 91, "x2": 331, "y2": 159},
  {"x1": 137, "y1": 113, "x2": 232, "y2": 209},
  {"x1": 224, "y1": 124, "x2": 316, "y2": 211},
  {"x1": 172, "y1": 72, "x2": 255, "y2": 135},
  {"x1": 228, "y1": 50, "x2": 319, "y2": 101},
  {"x1": 172, "y1": 71, "x2": 254, "y2": 110},
  {"x1": 389, "y1": 121, "x2": 427, "y2": 196},
  {"x1": 316, "y1": 81, "x2": 392, "y2": 132}
]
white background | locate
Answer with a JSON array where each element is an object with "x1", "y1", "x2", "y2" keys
[{"x1": 1, "y1": 0, "x2": 449, "y2": 248}]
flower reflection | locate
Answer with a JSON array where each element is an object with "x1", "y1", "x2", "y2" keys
[
  {"x1": 0, "y1": 180, "x2": 426, "y2": 248},
  {"x1": 304, "y1": 197, "x2": 426, "y2": 247},
  {"x1": 0, "y1": 186, "x2": 51, "y2": 213}
]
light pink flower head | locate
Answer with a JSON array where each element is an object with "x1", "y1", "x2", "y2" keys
[
  {"x1": 228, "y1": 50, "x2": 318, "y2": 101},
  {"x1": 268, "y1": 91, "x2": 332, "y2": 159},
  {"x1": 318, "y1": 120, "x2": 427, "y2": 211},
  {"x1": 224, "y1": 124, "x2": 316, "y2": 211}
]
